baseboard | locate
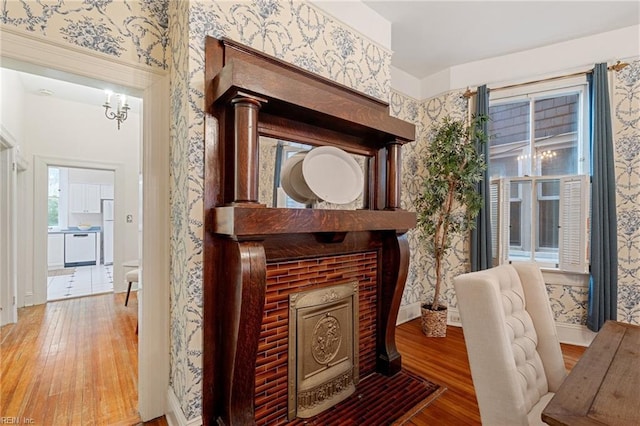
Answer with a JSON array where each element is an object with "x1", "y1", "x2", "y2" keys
[
  {"x1": 166, "y1": 387, "x2": 202, "y2": 426},
  {"x1": 397, "y1": 302, "x2": 421, "y2": 325},
  {"x1": 397, "y1": 303, "x2": 464, "y2": 327},
  {"x1": 556, "y1": 322, "x2": 596, "y2": 347},
  {"x1": 414, "y1": 307, "x2": 588, "y2": 344},
  {"x1": 447, "y1": 308, "x2": 462, "y2": 327},
  {"x1": 23, "y1": 291, "x2": 34, "y2": 307}
]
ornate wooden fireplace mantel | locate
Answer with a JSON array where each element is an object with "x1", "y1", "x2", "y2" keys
[{"x1": 203, "y1": 37, "x2": 416, "y2": 425}]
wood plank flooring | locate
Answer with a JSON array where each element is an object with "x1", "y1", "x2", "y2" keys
[
  {"x1": 0, "y1": 292, "x2": 151, "y2": 425},
  {"x1": 395, "y1": 319, "x2": 586, "y2": 425},
  {"x1": 1, "y1": 294, "x2": 585, "y2": 425}
]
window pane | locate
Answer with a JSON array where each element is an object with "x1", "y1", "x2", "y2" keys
[
  {"x1": 536, "y1": 178, "x2": 560, "y2": 264},
  {"x1": 509, "y1": 180, "x2": 532, "y2": 261},
  {"x1": 490, "y1": 155, "x2": 519, "y2": 179},
  {"x1": 510, "y1": 201, "x2": 522, "y2": 246},
  {"x1": 534, "y1": 94, "x2": 579, "y2": 176},
  {"x1": 537, "y1": 199, "x2": 559, "y2": 249},
  {"x1": 48, "y1": 167, "x2": 60, "y2": 227},
  {"x1": 489, "y1": 101, "x2": 530, "y2": 146},
  {"x1": 489, "y1": 101, "x2": 530, "y2": 178},
  {"x1": 539, "y1": 180, "x2": 560, "y2": 198},
  {"x1": 48, "y1": 197, "x2": 59, "y2": 227},
  {"x1": 541, "y1": 146, "x2": 577, "y2": 175},
  {"x1": 48, "y1": 167, "x2": 60, "y2": 197}
]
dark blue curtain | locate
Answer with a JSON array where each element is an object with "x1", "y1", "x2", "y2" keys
[
  {"x1": 470, "y1": 85, "x2": 492, "y2": 271},
  {"x1": 587, "y1": 63, "x2": 618, "y2": 332}
]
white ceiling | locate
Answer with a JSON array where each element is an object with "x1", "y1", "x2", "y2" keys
[
  {"x1": 362, "y1": 1, "x2": 640, "y2": 79},
  {"x1": 2, "y1": 61, "x2": 142, "y2": 110}
]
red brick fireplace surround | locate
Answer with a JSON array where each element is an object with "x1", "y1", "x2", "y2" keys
[
  {"x1": 256, "y1": 253, "x2": 378, "y2": 425},
  {"x1": 203, "y1": 37, "x2": 416, "y2": 425}
]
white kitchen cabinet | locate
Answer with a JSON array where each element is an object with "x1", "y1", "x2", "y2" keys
[
  {"x1": 100, "y1": 184, "x2": 114, "y2": 199},
  {"x1": 47, "y1": 233, "x2": 65, "y2": 270},
  {"x1": 69, "y1": 183, "x2": 101, "y2": 213},
  {"x1": 64, "y1": 232, "x2": 97, "y2": 266}
]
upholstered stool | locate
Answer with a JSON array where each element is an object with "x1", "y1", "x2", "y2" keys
[{"x1": 125, "y1": 268, "x2": 139, "y2": 306}]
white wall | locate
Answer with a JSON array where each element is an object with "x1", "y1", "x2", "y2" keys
[
  {"x1": 0, "y1": 68, "x2": 26, "y2": 144},
  {"x1": 13, "y1": 85, "x2": 140, "y2": 305},
  {"x1": 419, "y1": 25, "x2": 640, "y2": 99}
]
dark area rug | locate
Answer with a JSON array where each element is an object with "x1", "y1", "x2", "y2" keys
[{"x1": 290, "y1": 369, "x2": 444, "y2": 425}]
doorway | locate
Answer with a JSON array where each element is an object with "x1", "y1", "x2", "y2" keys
[
  {"x1": 1, "y1": 31, "x2": 169, "y2": 421},
  {"x1": 46, "y1": 166, "x2": 117, "y2": 301}
]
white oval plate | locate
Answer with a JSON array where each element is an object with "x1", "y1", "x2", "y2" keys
[
  {"x1": 280, "y1": 152, "x2": 317, "y2": 204},
  {"x1": 302, "y1": 146, "x2": 363, "y2": 204}
]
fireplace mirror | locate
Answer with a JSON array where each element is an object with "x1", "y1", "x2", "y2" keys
[{"x1": 259, "y1": 136, "x2": 367, "y2": 210}]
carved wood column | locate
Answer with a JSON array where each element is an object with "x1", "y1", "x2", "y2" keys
[
  {"x1": 232, "y1": 95, "x2": 264, "y2": 205},
  {"x1": 377, "y1": 232, "x2": 410, "y2": 376},
  {"x1": 385, "y1": 140, "x2": 402, "y2": 210}
]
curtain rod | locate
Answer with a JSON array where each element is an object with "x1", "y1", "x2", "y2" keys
[{"x1": 462, "y1": 61, "x2": 629, "y2": 99}]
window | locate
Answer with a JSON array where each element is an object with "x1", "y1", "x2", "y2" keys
[
  {"x1": 489, "y1": 80, "x2": 590, "y2": 273},
  {"x1": 48, "y1": 166, "x2": 60, "y2": 227}
]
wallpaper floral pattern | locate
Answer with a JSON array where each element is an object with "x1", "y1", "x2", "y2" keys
[
  {"x1": 613, "y1": 59, "x2": 640, "y2": 324},
  {"x1": 1, "y1": 0, "x2": 168, "y2": 69},
  {"x1": 5, "y1": 0, "x2": 639, "y2": 422},
  {"x1": 389, "y1": 89, "x2": 471, "y2": 309}
]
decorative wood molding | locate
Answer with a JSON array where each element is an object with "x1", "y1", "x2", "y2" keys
[{"x1": 203, "y1": 36, "x2": 416, "y2": 425}]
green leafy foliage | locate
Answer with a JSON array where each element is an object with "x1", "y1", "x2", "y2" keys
[{"x1": 416, "y1": 115, "x2": 488, "y2": 309}]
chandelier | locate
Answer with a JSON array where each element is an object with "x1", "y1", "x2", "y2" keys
[
  {"x1": 517, "y1": 150, "x2": 557, "y2": 162},
  {"x1": 103, "y1": 90, "x2": 130, "y2": 130}
]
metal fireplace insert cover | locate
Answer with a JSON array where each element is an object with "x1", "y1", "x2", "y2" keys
[{"x1": 288, "y1": 281, "x2": 359, "y2": 420}]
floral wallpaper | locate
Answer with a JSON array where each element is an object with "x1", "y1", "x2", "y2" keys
[
  {"x1": 6, "y1": 0, "x2": 638, "y2": 422},
  {"x1": 0, "y1": 0, "x2": 168, "y2": 69},
  {"x1": 169, "y1": 0, "x2": 392, "y2": 420},
  {"x1": 389, "y1": 89, "x2": 470, "y2": 309},
  {"x1": 613, "y1": 59, "x2": 640, "y2": 324}
]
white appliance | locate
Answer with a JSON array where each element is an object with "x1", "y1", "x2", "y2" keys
[
  {"x1": 64, "y1": 232, "x2": 97, "y2": 266},
  {"x1": 102, "y1": 200, "x2": 114, "y2": 265}
]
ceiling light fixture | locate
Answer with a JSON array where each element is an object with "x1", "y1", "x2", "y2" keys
[{"x1": 103, "y1": 90, "x2": 130, "y2": 130}]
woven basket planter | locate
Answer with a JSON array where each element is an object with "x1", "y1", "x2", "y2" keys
[{"x1": 421, "y1": 304, "x2": 448, "y2": 337}]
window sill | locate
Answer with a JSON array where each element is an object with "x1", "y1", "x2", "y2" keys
[{"x1": 540, "y1": 268, "x2": 590, "y2": 287}]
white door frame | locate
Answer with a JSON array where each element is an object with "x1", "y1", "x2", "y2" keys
[
  {"x1": 0, "y1": 28, "x2": 170, "y2": 421},
  {"x1": 0, "y1": 130, "x2": 18, "y2": 326}
]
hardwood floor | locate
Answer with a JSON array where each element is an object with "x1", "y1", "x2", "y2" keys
[
  {"x1": 0, "y1": 292, "x2": 167, "y2": 425},
  {"x1": 1, "y1": 294, "x2": 584, "y2": 425},
  {"x1": 396, "y1": 319, "x2": 586, "y2": 425}
]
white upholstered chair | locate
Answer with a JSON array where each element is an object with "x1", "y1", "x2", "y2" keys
[{"x1": 453, "y1": 263, "x2": 567, "y2": 425}]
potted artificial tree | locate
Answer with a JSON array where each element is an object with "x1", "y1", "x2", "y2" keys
[{"x1": 416, "y1": 115, "x2": 487, "y2": 337}]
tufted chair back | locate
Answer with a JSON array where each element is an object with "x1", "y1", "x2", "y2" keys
[{"x1": 453, "y1": 263, "x2": 567, "y2": 425}]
